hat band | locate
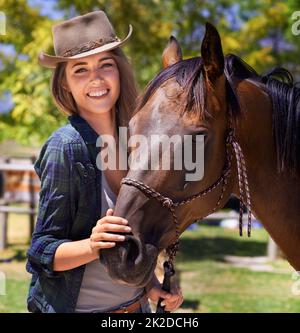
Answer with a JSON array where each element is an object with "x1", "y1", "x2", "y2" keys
[{"x1": 61, "y1": 36, "x2": 121, "y2": 57}]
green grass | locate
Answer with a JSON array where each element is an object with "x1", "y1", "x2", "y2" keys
[
  {"x1": 176, "y1": 225, "x2": 300, "y2": 313},
  {"x1": 0, "y1": 213, "x2": 31, "y2": 313},
  {"x1": 0, "y1": 276, "x2": 29, "y2": 313},
  {"x1": 0, "y1": 214, "x2": 299, "y2": 313}
]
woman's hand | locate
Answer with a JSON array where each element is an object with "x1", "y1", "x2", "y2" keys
[
  {"x1": 147, "y1": 276, "x2": 183, "y2": 312},
  {"x1": 89, "y1": 208, "x2": 131, "y2": 255}
]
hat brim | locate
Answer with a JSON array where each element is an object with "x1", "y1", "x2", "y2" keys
[{"x1": 38, "y1": 25, "x2": 133, "y2": 68}]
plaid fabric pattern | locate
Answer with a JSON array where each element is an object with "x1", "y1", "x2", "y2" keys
[{"x1": 26, "y1": 115, "x2": 102, "y2": 313}]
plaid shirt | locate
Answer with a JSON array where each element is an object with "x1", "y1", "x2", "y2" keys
[{"x1": 26, "y1": 115, "x2": 103, "y2": 313}]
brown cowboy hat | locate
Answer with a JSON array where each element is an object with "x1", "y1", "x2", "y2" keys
[{"x1": 38, "y1": 11, "x2": 132, "y2": 68}]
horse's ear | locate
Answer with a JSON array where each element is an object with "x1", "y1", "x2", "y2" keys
[
  {"x1": 162, "y1": 36, "x2": 183, "y2": 68},
  {"x1": 201, "y1": 22, "x2": 224, "y2": 82}
]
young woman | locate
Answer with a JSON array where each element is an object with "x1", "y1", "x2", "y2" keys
[{"x1": 26, "y1": 10, "x2": 183, "y2": 313}]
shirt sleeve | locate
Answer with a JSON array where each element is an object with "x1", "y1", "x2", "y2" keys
[{"x1": 26, "y1": 134, "x2": 73, "y2": 278}]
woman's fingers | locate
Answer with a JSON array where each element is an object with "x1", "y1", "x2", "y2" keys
[
  {"x1": 90, "y1": 212, "x2": 131, "y2": 252},
  {"x1": 161, "y1": 294, "x2": 181, "y2": 306},
  {"x1": 92, "y1": 241, "x2": 116, "y2": 249},
  {"x1": 90, "y1": 213, "x2": 131, "y2": 251},
  {"x1": 162, "y1": 296, "x2": 183, "y2": 311},
  {"x1": 160, "y1": 286, "x2": 183, "y2": 311},
  {"x1": 164, "y1": 301, "x2": 182, "y2": 312},
  {"x1": 94, "y1": 223, "x2": 131, "y2": 234},
  {"x1": 106, "y1": 208, "x2": 114, "y2": 216},
  {"x1": 90, "y1": 232, "x2": 126, "y2": 242},
  {"x1": 97, "y1": 216, "x2": 128, "y2": 225}
]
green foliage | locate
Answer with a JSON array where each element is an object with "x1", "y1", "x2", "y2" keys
[
  {"x1": 0, "y1": 0, "x2": 67, "y2": 146},
  {"x1": 0, "y1": 0, "x2": 299, "y2": 146}
]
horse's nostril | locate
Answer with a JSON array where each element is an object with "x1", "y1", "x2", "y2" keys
[{"x1": 124, "y1": 236, "x2": 143, "y2": 267}]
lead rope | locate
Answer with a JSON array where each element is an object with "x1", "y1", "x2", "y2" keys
[
  {"x1": 121, "y1": 127, "x2": 252, "y2": 313},
  {"x1": 156, "y1": 260, "x2": 175, "y2": 313}
]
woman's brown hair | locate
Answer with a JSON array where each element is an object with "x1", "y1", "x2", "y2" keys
[{"x1": 51, "y1": 48, "x2": 138, "y2": 127}]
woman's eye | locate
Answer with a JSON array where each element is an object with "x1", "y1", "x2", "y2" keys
[
  {"x1": 75, "y1": 68, "x2": 87, "y2": 74},
  {"x1": 101, "y1": 63, "x2": 113, "y2": 69}
]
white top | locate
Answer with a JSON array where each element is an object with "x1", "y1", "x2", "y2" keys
[{"x1": 75, "y1": 172, "x2": 143, "y2": 312}]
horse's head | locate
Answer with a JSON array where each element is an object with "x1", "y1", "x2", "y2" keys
[{"x1": 100, "y1": 23, "x2": 236, "y2": 287}]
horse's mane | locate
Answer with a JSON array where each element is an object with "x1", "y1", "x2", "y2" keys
[
  {"x1": 135, "y1": 54, "x2": 300, "y2": 176},
  {"x1": 263, "y1": 69, "x2": 300, "y2": 176},
  {"x1": 225, "y1": 55, "x2": 300, "y2": 176}
]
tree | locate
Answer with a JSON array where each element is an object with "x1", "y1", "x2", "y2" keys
[
  {"x1": 0, "y1": 0, "x2": 66, "y2": 146},
  {"x1": 0, "y1": 0, "x2": 299, "y2": 146}
]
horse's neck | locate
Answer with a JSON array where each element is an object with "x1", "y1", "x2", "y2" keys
[{"x1": 234, "y1": 80, "x2": 300, "y2": 270}]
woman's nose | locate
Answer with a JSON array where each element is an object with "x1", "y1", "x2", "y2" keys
[
  {"x1": 90, "y1": 68, "x2": 105, "y2": 82},
  {"x1": 90, "y1": 76, "x2": 105, "y2": 85}
]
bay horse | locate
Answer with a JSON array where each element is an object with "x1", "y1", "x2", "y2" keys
[{"x1": 100, "y1": 23, "x2": 300, "y2": 289}]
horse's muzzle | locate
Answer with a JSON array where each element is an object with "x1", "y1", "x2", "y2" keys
[{"x1": 100, "y1": 235, "x2": 159, "y2": 287}]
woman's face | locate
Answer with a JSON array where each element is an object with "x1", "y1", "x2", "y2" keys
[{"x1": 65, "y1": 51, "x2": 120, "y2": 115}]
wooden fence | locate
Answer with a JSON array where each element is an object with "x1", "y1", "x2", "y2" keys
[{"x1": 0, "y1": 158, "x2": 39, "y2": 250}]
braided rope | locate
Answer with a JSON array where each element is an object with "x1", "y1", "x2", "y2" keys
[
  {"x1": 234, "y1": 142, "x2": 252, "y2": 236},
  {"x1": 232, "y1": 141, "x2": 246, "y2": 236}
]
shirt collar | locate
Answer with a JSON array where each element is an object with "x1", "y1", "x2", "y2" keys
[{"x1": 68, "y1": 114, "x2": 99, "y2": 144}]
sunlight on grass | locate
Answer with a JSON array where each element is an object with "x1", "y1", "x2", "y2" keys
[
  {"x1": 0, "y1": 278, "x2": 29, "y2": 313},
  {"x1": 177, "y1": 225, "x2": 298, "y2": 313}
]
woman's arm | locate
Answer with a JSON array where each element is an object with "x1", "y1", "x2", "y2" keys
[
  {"x1": 53, "y1": 238, "x2": 97, "y2": 271},
  {"x1": 53, "y1": 208, "x2": 131, "y2": 271},
  {"x1": 26, "y1": 136, "x2": 74, "y2": 278}
]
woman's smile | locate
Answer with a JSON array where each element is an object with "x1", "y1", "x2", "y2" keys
[{"x1": 86, "y1": 88, "x2": 110, "y2": 99}]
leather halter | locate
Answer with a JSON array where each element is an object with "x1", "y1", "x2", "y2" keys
[{"x1": 121, "y1": 126, "x2": 252, "y2": 312}]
